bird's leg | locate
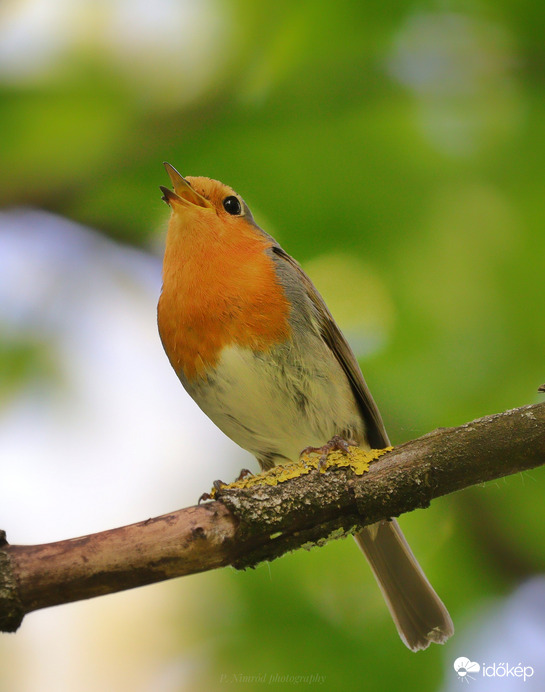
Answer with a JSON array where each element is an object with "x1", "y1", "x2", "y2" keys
[
  {"x1": 235, "y1": 468, "x2": 254, "y2": 482},
  {"x1": 300, "y1": 434, "x2": 357, "y2": 469},
  {"x1": 198, "y1": 479, "x2": 227, "y2": 504},
  {"x1": 198, "y1": 468, "x2": 254, "y2": 503}
]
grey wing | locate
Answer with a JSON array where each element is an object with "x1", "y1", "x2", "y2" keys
[{"x1": 271, "y1": 245, "x2": 390, "y2": 449}]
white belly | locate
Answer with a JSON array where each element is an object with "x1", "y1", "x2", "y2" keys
[{"x1": 184, "y1": 342, "x2": 364, "y2": 465}]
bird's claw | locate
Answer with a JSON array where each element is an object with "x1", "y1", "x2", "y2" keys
[
  {"x1": 197, "y1": 468, "x2": 255, "y2": 504},
  {"x1": 300, "y1": 434, "x2": 356, "y2": 470},
  {"x1": 235, "y1": 468, "x2": 254, "y2": 482},
  {"x1": 198, "y1": 478, "x2": 227, "y2": 504}
]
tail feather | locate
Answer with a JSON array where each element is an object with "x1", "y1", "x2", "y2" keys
[{"x1": 355, "y1": 519, "x2": 454, "y2": 651}]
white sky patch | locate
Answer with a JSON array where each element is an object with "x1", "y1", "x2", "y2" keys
[
  {"x1": 0, "y1": 0, "x2": 76, "y2": 79},
  {"x1": 0, "y1": 0, "x2": 226, "y2": 103}
]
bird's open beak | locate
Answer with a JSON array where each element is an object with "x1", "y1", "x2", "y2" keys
[{"x1": 160, "y1": 163, "x2": 212, "y2": 209}]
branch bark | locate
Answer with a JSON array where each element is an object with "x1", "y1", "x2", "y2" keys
[{"x1": 2, "y1": 402, "x2": 545, "y2": 633}]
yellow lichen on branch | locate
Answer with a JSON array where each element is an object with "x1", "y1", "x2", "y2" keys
[{"x1": 209, "y1": 446, "x2": 393, "y2": 498}]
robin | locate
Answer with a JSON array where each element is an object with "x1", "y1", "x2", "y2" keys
[{"x1": 157, "y1": 162, "x2": 454, "y2": 651}]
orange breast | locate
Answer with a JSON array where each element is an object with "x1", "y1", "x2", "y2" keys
[{"x1": 158, "y1": 219, "x2": 291, "y2": 381}]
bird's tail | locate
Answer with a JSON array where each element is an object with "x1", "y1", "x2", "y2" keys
[{"x1": 355, "y1": 519, "x2": 454, "y2": 651}]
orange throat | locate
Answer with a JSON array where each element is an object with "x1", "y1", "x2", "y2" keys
[{"x1": 158, "y1": 220, "x2": 291, "y2": 381}]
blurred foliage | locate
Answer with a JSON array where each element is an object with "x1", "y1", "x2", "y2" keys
[
  {"x1": 1, "y1": 0, "x2": 545, "y2": 690},
  {"x1": 0, "y1": 338, "x2": 57, "y2": 403}
]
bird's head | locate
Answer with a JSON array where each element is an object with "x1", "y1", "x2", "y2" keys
[{"x1": 160, "y1": 163, "x2": 256, "y2": 243}]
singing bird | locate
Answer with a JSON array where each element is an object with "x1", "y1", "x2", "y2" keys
[{"x1": 157, "y1": 163, "x2": 453, "y2": 651}]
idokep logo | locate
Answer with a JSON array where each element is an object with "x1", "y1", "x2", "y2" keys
[
  {"x1": 453, "y1": 658, "x2": 480, "y2": 683},
  {"x1": 453, "y1": 657, "x2": 535, "y2": 684}
]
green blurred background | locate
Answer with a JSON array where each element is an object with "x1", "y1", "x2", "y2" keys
[{"x1": 1, "y1": 0, "x2": 544, "y2": 690}]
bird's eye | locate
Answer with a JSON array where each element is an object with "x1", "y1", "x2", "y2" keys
[{"x1": 223, "y1": 196, "x2": 242, "y2": 215}]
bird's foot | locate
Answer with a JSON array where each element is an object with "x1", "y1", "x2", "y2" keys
[
  {"x1": 300, "y1": 434, "x2": 357, "y2": 470},
  {"x1": 198, "y1": 469, "x2": 254, "y2": 503},
  {"x1": 198, "y1": 479, "x2": 226, "y2": 504},
  {"x1": 235, "y1": 468, "x2": 254, "y2": 482}
]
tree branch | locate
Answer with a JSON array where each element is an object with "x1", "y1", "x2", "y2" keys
[{"x1": 2, "y1": 402, "x2": 545, "y2": 633}]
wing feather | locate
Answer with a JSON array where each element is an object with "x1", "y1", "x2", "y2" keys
[{"x1": 272, "y1": 246, "x2": 390, "y2": 448}]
